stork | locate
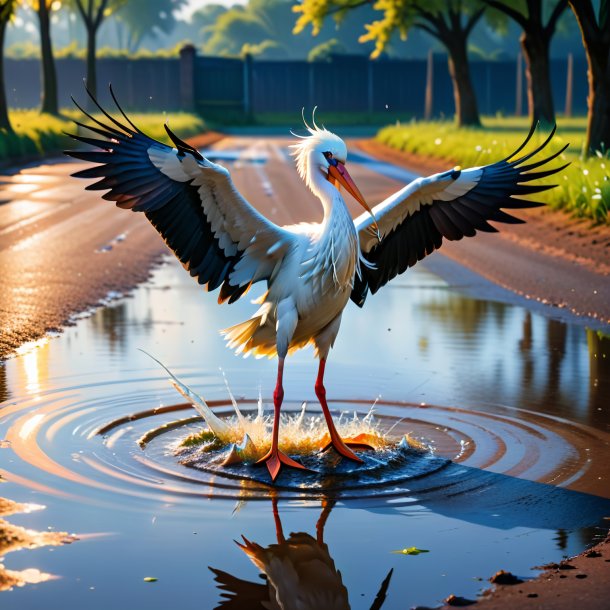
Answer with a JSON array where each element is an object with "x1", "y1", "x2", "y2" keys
[
  {"x1": 66, "y1": 87, "x2": 567, "y2": 481},
  {"x1": 210, "y1": 497, "x2": 394, "y2": 609}
]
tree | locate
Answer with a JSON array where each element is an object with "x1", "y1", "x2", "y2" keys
[
  {"x1": 394, "y1": 2, "x2": 486, "y2": 126},
  {"x1": 114, "y1": 0, "x2": 187, "y2": 53},
  {"x1": 32, "y1": 0, "x2": 59, "y2": 114},
  {"x1": 71, "y1": 0, "x2": 124, "y2": 97},
  {"x1": 191, "y1": 3, "x2": 227, "y2": 32},
  {"x1": 0, "y1": 0, "x2": 17, "y2": 131},
  {"x1": 308, "y1": 38, "x2": 346, "y2": 62},
  {"x1": 568, "y1": 0, "x2": 609, "y2": 155},
  {"x1": 484, "y1": 0, "x2": 568, "y2": 124},
  {"x1": 204, "y1": 8, "x2": 270, "y2": 56},
  {"x1": 294, "y1": 0, "x2": 487, "y2": 127},
  {"x1": 204, "y1": 0, "x2": 377, "y2": 59}
]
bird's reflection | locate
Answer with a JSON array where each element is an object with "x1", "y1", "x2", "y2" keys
[{"x1": 210, "y1": 497, "x2": 393, "y2": 610}]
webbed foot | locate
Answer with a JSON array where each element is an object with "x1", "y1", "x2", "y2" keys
[
  {"x1": 256, "y1": 447, "x2": 309, "y2": 481},
  {"x1": 320, "y1": 433, "x2": 373, "y2": 463}
]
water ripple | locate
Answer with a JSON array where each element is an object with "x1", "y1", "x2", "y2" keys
[{"x1": 1, "y1": 374, "x2": 606, "y2": 507}]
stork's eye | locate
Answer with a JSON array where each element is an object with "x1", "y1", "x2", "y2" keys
[{"x1": 323, "y1": 151, "x2": 337, "y2": 166}]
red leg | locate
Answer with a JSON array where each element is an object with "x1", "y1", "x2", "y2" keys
[
  {"x1": 271, "y1": 495, "x2": 285, "y2": 544},
  {"x1": 315, "y1": 359, "x2": 366, "y2": 462},
  {"x1": 316, "y1": 499, "x2": 336, "y2": 545},
  {"x1": 256, "y1": 357, "x2": 308, "y2": 481}
]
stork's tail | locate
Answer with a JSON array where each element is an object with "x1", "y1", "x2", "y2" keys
[{"x1": 221, "y1": 314, "x2": 277, "y2": 358}]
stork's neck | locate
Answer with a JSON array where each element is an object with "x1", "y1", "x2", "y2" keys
[{"x1": 307, "y1": 162, "x2": 346, "y2": 223}]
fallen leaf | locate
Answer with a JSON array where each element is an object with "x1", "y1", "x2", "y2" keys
[{"x1": 391, "y1": 546, "x2": 429, "y2": 555}]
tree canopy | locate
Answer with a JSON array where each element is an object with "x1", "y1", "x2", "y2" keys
[
  {"x1": 114, "y1": 0, "x2": 187, "y2": 52},
  {"x1": 202, "y1": 0, "x2": 377, "y2": 59},
  {"x1": 294, "y1": 1, "x2": 489, "y2": 125}
]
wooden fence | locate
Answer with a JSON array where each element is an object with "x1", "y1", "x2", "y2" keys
[{"x1": 6, "y1": 46, "x2": 588, "y2": 120}]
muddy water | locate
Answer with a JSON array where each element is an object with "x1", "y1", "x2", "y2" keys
[{"x1": 1, "y1": 249, "x2": 609, "y2": 609}]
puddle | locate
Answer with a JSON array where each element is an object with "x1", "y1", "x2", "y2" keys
[{"x1": 0, "y1": 250, "x2": 609, "y2": 607}]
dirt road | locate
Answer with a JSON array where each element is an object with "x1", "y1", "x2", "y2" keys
[{"x1": 1, "y1": 133, "x2": 608, "y2": 359}]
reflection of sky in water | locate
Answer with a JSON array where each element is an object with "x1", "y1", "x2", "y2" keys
[{"x1": 1, "y1": 257, "x2": 609, "y2": 610}]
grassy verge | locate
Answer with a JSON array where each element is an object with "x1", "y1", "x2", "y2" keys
[
  {"x1": 377, "y1": 117, "x2": 609, "y2": 224},
  {"x1": 0, "y1": 110, "x2": 206, "y2": 165}
]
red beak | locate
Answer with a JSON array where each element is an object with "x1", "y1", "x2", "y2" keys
[{"x1": 328, "y1": 161, "x2": 381, "y2": 240}]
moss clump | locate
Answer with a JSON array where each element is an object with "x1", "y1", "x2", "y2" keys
[{"x1": 180, "y1": 429, "x2": 223, "y2": 451}]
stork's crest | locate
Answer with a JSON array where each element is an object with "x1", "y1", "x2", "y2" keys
[{"x1": 290, "y1": 110, "x2": 347, "y2": 190}]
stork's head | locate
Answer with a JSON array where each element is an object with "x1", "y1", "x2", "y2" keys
[{"x1": 290, "y1": 115, "x2": 379, "y2": 235}]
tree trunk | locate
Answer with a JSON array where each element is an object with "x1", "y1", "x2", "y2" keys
[
  {"x1": 0, "y1": 17, "x2": 12, "y2": 132},
  {"x1": 569, "y1": 0, "x2": 610, "y2": 155},
  {"x1": 86, "y1": 24, "x2": 97, "y2": 98},
  {"x1": 520, "y1": 30, "x2": 555, "y2": 125},
  {"x1": 38, "y1": 1, "x2": 59, "y2": 115},
  {"x1": 585, "y1": 42, "x2": 610, "y2": 155},
  {"x1": 446, "y1": 36, "x2": 481, "y2": 127}
]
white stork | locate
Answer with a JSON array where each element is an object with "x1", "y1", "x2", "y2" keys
[
  {"x1": 209, "y1": 497, "x2": 394, "y2": 609},
  {"x1": 67, "y1": 87, "x2": 567, "y2": 481}
]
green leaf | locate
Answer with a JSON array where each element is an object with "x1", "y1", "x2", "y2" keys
[
  {"x1": 392, "y1": 546, "x2": 430, "y2": 555},
  {"x1": 143, "y1": 577, "x2": 158, "y2": 582}
]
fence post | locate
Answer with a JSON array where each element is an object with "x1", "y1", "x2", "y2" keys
[
  {"x1": 243, "y1": 53, "x2": 253, "y2": 119},
  {"x1": 367, "y1": 59, "x2": 374, "y2": 115},
  {"x1": 564, "y1": 53, "x2": 573, "y2": 117},
  {"x1": 308, "y1": 62, "x2": 315, "y2": 109},
  {"x1": 515, "y1": 52, "x2": 523, "y2": 117},
  {"x1": 126, "y1": 59, "x2": 135, "y2": 109},
  {"x1": 179, "y1": 44, "x2": 196, "y2": 111},
  {"x1": 424, "y1": 50, "x2": 434, "y2": 120}
]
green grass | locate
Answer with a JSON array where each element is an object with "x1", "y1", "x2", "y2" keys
[
  {"x1": 377, "y1": 117, "x2": 609, "y2": 224},
  {"x1": 0, "y1": 110, "x2": 206, "y2": 164}
]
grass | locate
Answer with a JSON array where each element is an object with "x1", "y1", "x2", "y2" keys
[
  {"x1": 377, "y1": 116, "x2": 609, "y2": 224},
  {"x1": 0, "y1": 110, "x2": 206, "y2": 165}
]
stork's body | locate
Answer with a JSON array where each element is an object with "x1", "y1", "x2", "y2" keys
[
  {"x1": 224, "y1": 175, "x2": 359, "y2": 361},
  {"x1": 67, "y1": 88, "x2": 567, "y2": 481},
  {"x1": 210, "y1": 499, "x2": 393, "y2": 609},
  {"x1": 222, "y1": 132, "x2": 371, "y2": 475}
]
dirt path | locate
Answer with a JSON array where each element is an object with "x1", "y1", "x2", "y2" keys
[
  {"x1": 1, "y1": 132, "x2": 609, "y2": 360},
  {"x1": 0, "y1": 132, "x2": 223, "y2": 359},
  {"x1": 432, "y1": 534, "x2": 610, "y2": 610}
]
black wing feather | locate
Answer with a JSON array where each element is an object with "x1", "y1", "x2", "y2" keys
[
  {"x1": 352, "y1": 125, "x2": 568, "y2": 306},
  {"x1": 208, "y1": 566, "x2": 269, "y2": 610},
  {"x1": 65, "y1": 87, "x2": 246, "y2": 301}
]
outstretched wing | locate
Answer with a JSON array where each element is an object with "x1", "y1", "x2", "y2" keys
[
  {"x1": 351, "y1": 124, "x2": 568, "y2": 306},
  {"x1": 65, "y1": 87, "x2": 294, "y2": 304},
  {"x1": 208, "y1": 567, "x2": 270, "y2": 610}
]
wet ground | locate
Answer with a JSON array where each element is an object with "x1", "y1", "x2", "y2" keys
[
  {"x1": 0, "y1": 138, "x2": 609, "y2": 609},
  {"x1": 1, "y1": 253, "x2": 609, "y2": 609}
]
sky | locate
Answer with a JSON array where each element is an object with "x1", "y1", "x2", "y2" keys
[{"x1": 180, "y1": 0, "x2": 246, "y2": 19}]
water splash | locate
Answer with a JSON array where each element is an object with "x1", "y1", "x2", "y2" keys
[
  {"x1": 142, "y1": 351, "x2": 412, "y2": 466},
  {"x1": 139, "y1": 350, "x2": 232, "y2": 440}
]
